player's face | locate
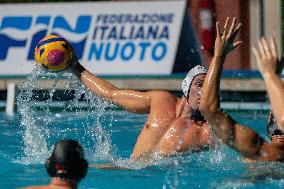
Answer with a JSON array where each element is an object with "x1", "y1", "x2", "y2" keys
[{"x1": 187, "y1": 74, "x2": 206, "y2": 110}]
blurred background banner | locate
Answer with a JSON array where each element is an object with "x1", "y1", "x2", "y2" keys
[{"x1": 0, "y1": 0, "x2": 204, "y2": 75}]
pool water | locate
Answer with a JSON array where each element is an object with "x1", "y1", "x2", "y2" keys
[{"x1": 0, "y1": 109, "x2": 284, "y2": 189}]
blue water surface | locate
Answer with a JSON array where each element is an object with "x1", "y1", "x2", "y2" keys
[{"x1": 0, "y1": 110, "x2": 284, "y2": 189}]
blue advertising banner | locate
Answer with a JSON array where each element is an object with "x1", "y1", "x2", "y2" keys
[{"x1": 0, "y1": 0, "x2": 191, "y2": 75}]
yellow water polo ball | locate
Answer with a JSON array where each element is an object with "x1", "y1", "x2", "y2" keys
[{"x1": 34, "y1": 35, "x2": 73, "y2": 72}]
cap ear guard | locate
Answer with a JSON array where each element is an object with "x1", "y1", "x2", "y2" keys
[
  {"x1": 182, "y1": 77, "x2": 190, "y2": 98},
  {"x1": 45, "y1": 157, "x2": 88, "y2": 181},
  {"x1": 182, "y1": 65, "x2": 208, "y2": 98},
  {"x1": 45, "y1": 158, "x2": 54, "y2": 178},
  {"x1": 78, "y1": 159, "x2": 88, "y2": 179}
]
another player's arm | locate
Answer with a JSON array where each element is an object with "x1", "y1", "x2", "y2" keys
[
  {"x1": 204, "y1": 111, "x2": 284, "y2": 162},
  {"x1": 252, "y1": 38, "x2": 284, "y2": 132},
  {"x1": 72, "y1": 63, "x2": 151, "y2": 114},
  {"x1": 265, "y1": 73, "x2": 284, "y2": 130}
]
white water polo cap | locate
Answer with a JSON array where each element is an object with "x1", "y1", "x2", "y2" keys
[{"x1": 182, "y1": 65, "x2": 208, "y2": 98}]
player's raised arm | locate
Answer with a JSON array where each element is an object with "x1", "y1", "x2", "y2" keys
[
  {"x1": 199, "y1": 17, "x2": 260, "y2": 157},
  {"x1": 70, "y1": 57, "x2": 152, "y2": 114},
  {"x1": 34, "y1": 35, "x2": 152, "y2": 114},
  {"x1": 252, "y1": 38, "x2": 284, "y2": 132},
  {"x1": 200, "y1": 17, "x2": 242, "y2": 115}
]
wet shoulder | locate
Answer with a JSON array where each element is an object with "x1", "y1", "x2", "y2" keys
[
  {"x1": 150, "y1": 91, "x2": 177, "y2": 109},
  {"x1": 145, "y1": 91, "x2": 177, "y2": 119},
  {"x1": 150, "y1": 91, "x2": 176, "y2": 101}
]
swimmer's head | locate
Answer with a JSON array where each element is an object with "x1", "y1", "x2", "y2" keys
[
  {"x1": 45, "y1": 139, "x2": 88, "y2": 182},
  {"x1": 182, "y1": 65, "x2": 208, "y2": 98},
  {"x1": 182, "y1": 65, "x2": 207, "y2": 110}
]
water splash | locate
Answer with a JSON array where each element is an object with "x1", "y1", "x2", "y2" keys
[
  {"x1": 209, "y1": 137, "x2": 225, "y2": 163},
  {"x1": 16, "y1": 66, "x2": 50, "y2": 164},
  {"x1": 162, "y1": 158, "x2": 185, "y2": 189},
  {"x1": 16, "y1": 65, "x2": 117, "y2": 164},
  {"x1": 81, "y1": 88, "x2": 117, "y2": 162}
]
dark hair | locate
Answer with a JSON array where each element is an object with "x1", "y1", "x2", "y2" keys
[
  {"x1": 45, "y1": 139, "x2": 88, "y2": 181},
  {"x1": 190, "y1": 109, "x2": 205, "y2": 122}
]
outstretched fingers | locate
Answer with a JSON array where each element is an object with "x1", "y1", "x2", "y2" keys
[
  {"x1": 233, "y1": 41, "x2": 243, "y2": 49},
  {"x1": 227, "y1": 17, "x2": 236, "y2": 37},
  {"x1": 214, "y1": 17, "x2": 242, "y2": 56},
  {"x1": 261, "y1": 37, "x2": 271, "y2": 57},
  {"x1": 217, "y1": 17, "x2": 241, "y2": 40},
  {"x1": 252, "y1": 46, "x2": 264, "y2": 73},
  {"x1": 253, "y1": 37, "x2": 280, "y2": 75},
  {"x1": 222, "y1": 17, "x2": 230, "y2": 38},
  {"x1": 229, "y1": 23, "x2": 242, "y2": 41},
  {"x1": 216, "y1": 21, "x2": 221, "y2": 37},
  {"x1": 257, "y1": 40, "x2": 265, "y2": 58},
  {"x1": 270, "y1": 37, "x2": 278, "y2": 59},
  {"x1": 226, "y1": 18, "x2": 242, "y2": 50}
]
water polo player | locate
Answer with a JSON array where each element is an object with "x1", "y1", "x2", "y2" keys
[
  {"x1": 200, "y1": 17, "x2": 284, "y2": 162},
  {"x1": 33, "y1": 30, "x2": 213, "y2": 166},
  {"x1": 66, "y1": 53, "x2": 211, "y2": 160},
  {"x1": 21, "y1": 140, "x2": 88, "y2": 189}
]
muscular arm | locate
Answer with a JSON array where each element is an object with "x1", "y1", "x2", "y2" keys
[
  {"x1": 199, "y1": 48, "x2": 265, "y2": 158},
  {"x1": 198, "y1": 22, "x2": 261, "y2": 158},
  {"x1": 73, "y1": 65, "x2": 151, "y2": 114},
  {"x1": 262, "y1": 71, "x2": 284, "y2": 131},
  {"x1": 199, "y1": 55, "x2": 224, "y2": 112},
  {"x1": 200, "y1": 18, "x2": 284, "y2": 162},
  {"x1": 206, "y1": 111, "x2": 284, "y2": 162},
  {"x1": 252, "y1": 38, "x2": 284, "y2": 132},
  {"x1": 200, "y1": 17, "x2": 241, "y2": 115}
]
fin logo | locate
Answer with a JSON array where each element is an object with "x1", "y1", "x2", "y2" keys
[{"x1": 0, "y1": 15, "x2": 92, "y2": 61}]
